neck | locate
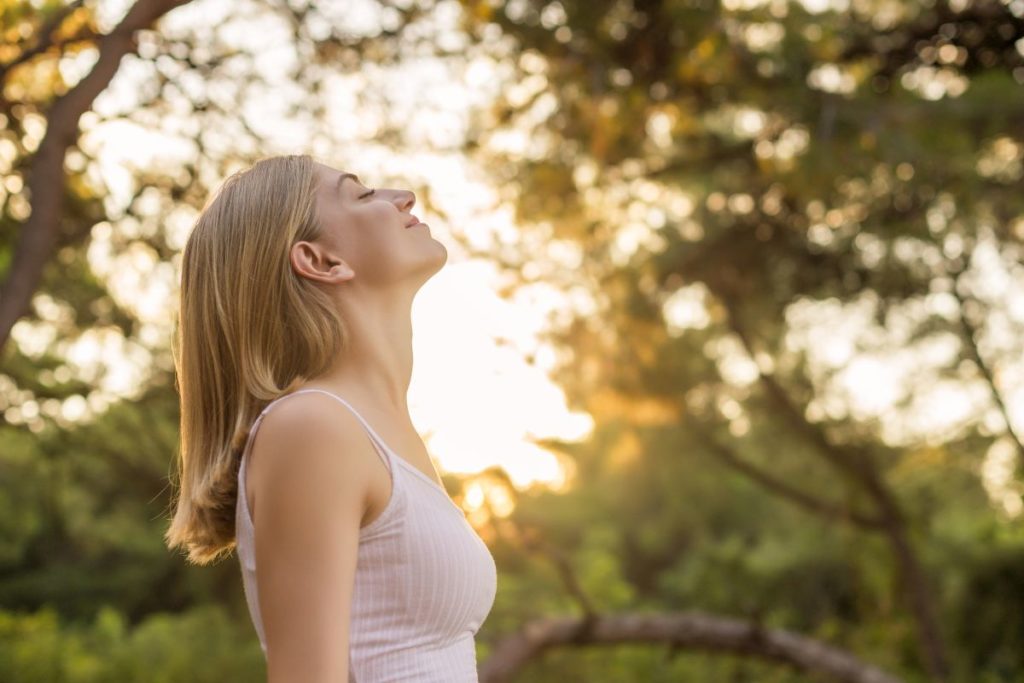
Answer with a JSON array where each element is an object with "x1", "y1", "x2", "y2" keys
[{"x1": 308, "y1": 293, "x2": 415, "y2": 418}]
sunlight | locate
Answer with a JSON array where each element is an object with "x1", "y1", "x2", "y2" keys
[{"x1": 50, "y1": 1, "x2": 590, "y2": 500}]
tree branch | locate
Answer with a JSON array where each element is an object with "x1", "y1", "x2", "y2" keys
[
  {"x1": 0, "y1": 0, "x2": 193, "y2": 354},
  {"x1": 0, "y1": 0, "x2": 91, "y2": 83},
  {"x1": 479, "y1": 611, "x2": 904, "y2": 683},
  {"x1": 711, "y1": 290, "x2": 949, "y2": 682},
  {"x1": 690, "y1": 425, "x2": 887, "y2": 530},
  {"x1": 950, "y1": 266, "x2": 1024, "y2": 471}
]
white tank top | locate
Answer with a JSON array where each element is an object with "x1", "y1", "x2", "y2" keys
[{"x1": 234, "y1": 388, "x2": 497, "y2": 682}]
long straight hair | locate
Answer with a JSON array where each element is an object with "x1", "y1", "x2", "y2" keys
[{"x1": 164, "y1": 154, "x2": 349, "y2": 565}]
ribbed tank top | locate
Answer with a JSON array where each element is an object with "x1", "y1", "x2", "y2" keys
[{"x1": 234, "y1": 388, "x2": 498, "y2": 682}]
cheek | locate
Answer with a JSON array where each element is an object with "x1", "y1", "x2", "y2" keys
[
  {"x1": 364, "y1": 205, "x2": 405, "y2": 241},
  {"x1": 351, "y1": 209, "x2": 404, "y2": 257}
]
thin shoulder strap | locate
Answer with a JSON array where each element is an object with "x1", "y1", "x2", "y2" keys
[{"x1": 246, "y1": 388, "x2": 393, "y2": 474}]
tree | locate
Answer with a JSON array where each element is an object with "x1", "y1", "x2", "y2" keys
[
  {"x1": 454, "y1": 0, "x2": 1024, "y2": 680},
  {"x1": 3, "y1": 0, "x2": 1022, "y2": 680}
]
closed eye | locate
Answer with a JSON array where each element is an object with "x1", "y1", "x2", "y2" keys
[{"x1": 360, "y1": 188, "x2": 376, "y2": 199}]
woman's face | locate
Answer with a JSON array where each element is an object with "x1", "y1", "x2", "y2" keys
[{"x1": 299, "y1": 162, "x2": 446, "y2": 288}]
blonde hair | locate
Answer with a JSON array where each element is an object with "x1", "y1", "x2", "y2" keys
[{"x1": 164, "y1": 153, "x2": 349, "y2": 565}]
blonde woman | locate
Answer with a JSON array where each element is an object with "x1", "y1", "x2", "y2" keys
[{"x1": 165, "y1": 154, "x2": 497, "y2": 682}]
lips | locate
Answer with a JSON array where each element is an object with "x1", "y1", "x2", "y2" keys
[{"x1": 405, "y1": 214, "x2": 421, "y2": 228}]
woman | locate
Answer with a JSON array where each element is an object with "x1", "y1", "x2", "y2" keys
[{"x1": 164, "y1": 154, "x2": 498, "y2": 682}]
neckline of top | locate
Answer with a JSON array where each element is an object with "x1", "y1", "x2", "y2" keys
[{"x1": 370, "y1": 436, "x2": 466, "y2": 516}]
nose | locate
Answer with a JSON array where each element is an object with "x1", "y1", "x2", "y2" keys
[{"x1": 395, "y1": 189, "x2": 415, "y2": 213}]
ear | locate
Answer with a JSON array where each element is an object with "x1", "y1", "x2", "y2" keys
[{"x1": 289, "y1": 240, "x2": 355, "y2": 283}]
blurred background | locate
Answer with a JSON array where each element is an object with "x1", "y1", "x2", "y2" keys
[{"x1": 2, "y1": 0, "x2": 1023, "y2": 681}]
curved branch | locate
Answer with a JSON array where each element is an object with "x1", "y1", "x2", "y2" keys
[{"x1": 479, "y1": 611, "x2": 904, "y2": 683}]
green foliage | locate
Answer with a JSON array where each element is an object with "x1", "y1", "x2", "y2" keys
[
  {"x1": 3, "y1": 0, "x2": 1024, "y2": 680},
  {"x1": 0, "y1": 604, "x2": 265, "y2": 683},
  {"x1": 950, "y1": 545, "x2": 1024, "y2": 677},
  {"x1": 458, "y1": 0, "x2": 1024, "y2": 677}
]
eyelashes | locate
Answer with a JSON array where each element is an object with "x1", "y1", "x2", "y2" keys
[{"x1": 359, "y1": 188, "x2": 376, "y2": 199}]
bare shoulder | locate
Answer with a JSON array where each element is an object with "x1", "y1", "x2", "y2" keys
[
  {"x1": 246, "y1": 392, "x2": 379, "y2": 525},
  {"x1": 246, "y1": 392, "x2": 378, "y2": 681}
]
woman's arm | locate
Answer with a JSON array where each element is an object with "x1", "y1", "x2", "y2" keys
[{"x1": 248, "y1": 396, "x2": 379, "y2": 683}]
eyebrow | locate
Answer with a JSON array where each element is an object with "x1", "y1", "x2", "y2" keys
[{"x1": 335, "y1": 172, "x2": 360, "y2": 194}]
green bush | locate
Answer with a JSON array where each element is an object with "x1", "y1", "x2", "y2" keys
[{"x1": 0, "y1": 604, "x2": 265, "y2": 683}]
